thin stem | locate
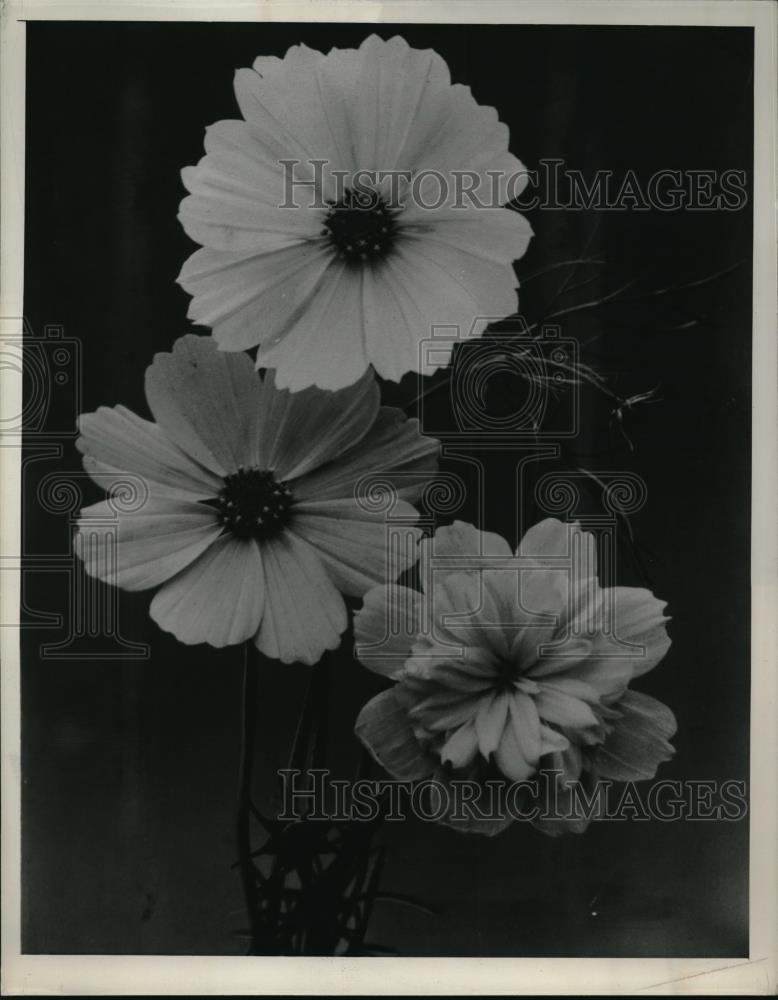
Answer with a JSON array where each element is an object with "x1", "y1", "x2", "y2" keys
[
  {"x1": 310, "y1": 656, "x2": 332, "y2": 772},
  {"x1": 646, "y1": 258, "x2": 744, "y2": 298},
  {"x1": 533, "y1": 220, "x2": 603, "y2": 321},
  {"x1": 529, "y1": 279, "x2": 638, "y2": 327},
  {"x1": 287, "y1": 653, "x2": 333, "y2": 777},
  {"x1": 236, "y1": 642, "x2": 262, "y2": 954},
  {"x1": 518, "y1": 257, "x2": 606, "y2": 284}
]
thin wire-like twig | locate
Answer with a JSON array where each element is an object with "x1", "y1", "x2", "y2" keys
[
  {"x1": 518, "y1": 257, "x2": 606, "y2": 284},
  {"x1": 533, "y1": 220, "x2": 603, "y2": 322},
  {"x1": 534, "y1": 279, "x2": 638, "y2": 326},
  {"x1": 647, "y1": 259, "x2": 745, "y2": 297}
]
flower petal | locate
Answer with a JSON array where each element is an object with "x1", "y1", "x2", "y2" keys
[
  {"x1": 253, "y1": 531, "x2": 347, "y2": 664},
  {"x1": 513, "y1": 519, "x2": 599, "y2": 660},
  {"x1": 75, "y1": 499, "x2": 221, "y2": 592},
  {"x1": 257, "y1": 368, "x2": 378, "y2": 480},
  {"x1": 354, "y1": 583, "x2": 426, "y2": 678},
  {"x1": 592, "y1": 587, "x2": 671, "y2": 679},
  {"x1": 178, "y1": 244, "x2": 333, "y2": 352},
  {"x1": 526, "y1": 636, "x2": 595, "y2": 680},
  {"x1": 234, "y1": 43, "x2": 355, "y2": 173},
  {"x1": 508, "y1": 692, "x2": 542, "y2": 770},
  {"x1": 255, "y1": 264, "x2": 371, "y2": 391},
  {"x1": 417, "y1": 523, "x2": 517, "y2": 659},
  {"x1": 474, "y1": 691, "x2": 510, "y2": 757},
  {"x1": 545, "y1": 587, "x2": 671, "y2": 696},
  {"x1": 150, "y1": 535, "x2": 264, "y2": 647},
  {"x1": 409, "y1": 655, "x2": 497, "y2": 695},
  {"x1": 531, "y1": 744, "x2": 592, "y2": 837},
  {"x1": 440, "y1": 720, "x2": 479, "y2": 769},
  {"x1": 519, "y1": 519, "x2": 599, "y2": 626},
  {"x1": 410, "y1": 690, "x2": 483, "y2": 733},
  {"x1": 77, "y1": 405, "x2": 222, "y2": 501},
  {"x1": 539, "y1": 724, "x2": 570, "y2": 755},
  {"x1": 425, "y1": 569, "x2": 512, "y2": 660},
  {"x1": 494, "y1": 717, "x2": 536, "y2": 782},
  {"x1": 292, "y1": 406, "x2": 439, "y2": 504},
  {"x1": 590, "y1": 690, "x2": 677, "y2": 781},
  {"x1": 408, "y1": 208, "x2": 532, "y2": 265},
  {"x1": 534, "y1": 686, "x2": 600, "y2": 730},
  {"x1": 345, "y1": 35, "x2": 451, "y2": 171},
  {"x1": 399, "y1": 76, "x2": 518, "y2": 183},
  {"x1": 431, "y1": 765, "x2": 516, "y2": 838},
  {"x1": 543, "y1": 654, "x2": 635, "y2": 701},
  {"x1": 355, "y1": 688, "x2": 437, "y2": 782},
  {"x1": 144, "y1": 335, "x2": 262, "y2": 475},
  {"x1": 537, "y1": 675, "x2": 602, "y2": 703},
  {"x1": 510, "y1": 616, "x2": 563, "y2": 672},
  {"x1": 419, "y1": 520, "x2": 512, "y2": 587},
  {"x1": 290, "y1": 498, "x2": 421, "y2": 596},
  {"x1": 361, "y1": 262, "x2": 429, "y2": 383},
  {"x1": 179, "y1": 120, "x2": 320, "y2": 251},
  {"x1": 387, "y1": 241, "x2": 518, "y2": 357},
  {"x1": 517, "y1": 517, "x2": 597, "y2": 572}
]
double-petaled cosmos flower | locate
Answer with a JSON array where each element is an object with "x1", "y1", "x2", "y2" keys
[
  {"x1": 354, "y1": 519, "x2": 676, "y2": 835},
  {"x1": 74, "y1": 335, "x2": 438, "y2": 664},
  {"x1": 178, "y1": 34, "x2": 533, "y2": 392}
]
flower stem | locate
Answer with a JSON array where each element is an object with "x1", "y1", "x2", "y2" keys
[
  {"x1": 236, "y1": 642, "x2": 262, "y2": 954},
  {"x1": 287, "y1": 653, "x2": 333, "y2": 779}
]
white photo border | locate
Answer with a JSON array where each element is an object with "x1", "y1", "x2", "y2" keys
[{"x1": 2, "y1": 0, "x2": 776, "y2": 994}]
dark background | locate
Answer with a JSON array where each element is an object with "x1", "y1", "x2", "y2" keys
[{"x1": 22, "y1": 22, "x2": 752, "y2": 955}]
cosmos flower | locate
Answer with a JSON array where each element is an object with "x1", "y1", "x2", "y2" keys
[
  {"x1": 177, "y1": 34, "x2": 533, "y2": 392},
  {"x1": 354, "y1": 519, "x2": 676, "y2": 834},
  {"x1": 74, "y1": 335, "x2": 438, "y2": 664}
]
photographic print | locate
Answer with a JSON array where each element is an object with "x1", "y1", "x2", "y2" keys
[{"x1": 2, "y1": 1, "x2": 777, "y2": 994}]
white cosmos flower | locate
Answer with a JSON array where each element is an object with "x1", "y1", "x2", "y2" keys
[
  {"x1": 177, "y1": 34, "x2": 533, "y2": 392},
  {"x1": 354, "y1": 519, "x2": 676, "y2": 835},
  {"x1": 74, "y1": 335, "x2": 438, "y2": 664}
]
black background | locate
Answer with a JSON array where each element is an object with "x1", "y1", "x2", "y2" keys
[{"x1": 23, "y1": 22, "x2": 752, "y2": 955}]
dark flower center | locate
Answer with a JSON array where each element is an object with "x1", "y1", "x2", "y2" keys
[
  {"x1": 321, "y1": 188, "x2": 399, "y2": 263},
  {"x1": 495, "y1": 657, "x2": 520, "y2": 691},
  {"x1": 205, "y1": 467, "x2": 294, "y2": 542},
  {"x1": 493, "y1": 656, "x2": 542, "y2": 695}
]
